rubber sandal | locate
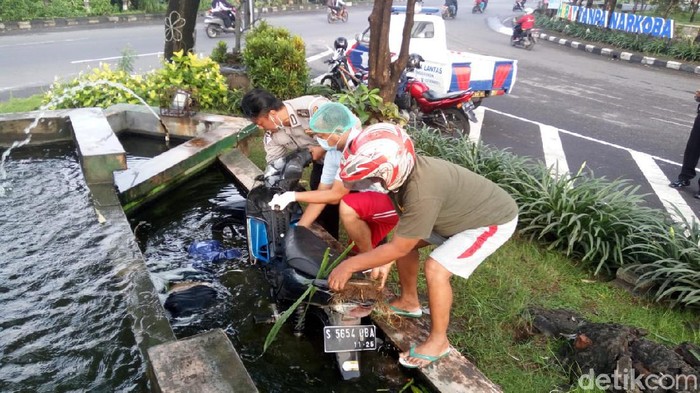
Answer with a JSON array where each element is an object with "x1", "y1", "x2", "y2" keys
[
  {"x1": 388, "y1": 305, "x2": 422, "y2": 318},
  {"x1": 398, "y1": 345, "x2": 452, "y2": 369}
]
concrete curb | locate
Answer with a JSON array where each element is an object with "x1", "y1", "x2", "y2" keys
[
  {"x1": 0, "y1": 2, "x2": 372, "y2": 35},
  {"x1": 537, "y1": 32, "x2": 700, "y2": 75}
]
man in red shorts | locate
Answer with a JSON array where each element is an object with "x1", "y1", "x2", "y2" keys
[{"x1": 268, "y1": 103, "x2": 398, "y2": 286}]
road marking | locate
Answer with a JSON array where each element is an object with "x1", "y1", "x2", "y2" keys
[
  {"x1": 71, "y1": 52, "x2": 162, "y2": 64},
  {"x1": 0, "y1": 38, "x2": 88, "y2": 49},
  {"x1": 539, "y1": 124, "x2": 569, "y2": 179},
  {"x1": 630, "y1": 151, "x2": 698, "y2": 224},
  {"x1": 469, "y1": 106, "x2": 485, "y2": 144},
  {"x1": 650, "y1": 117, "x2": 693, "y2": 128},
  {"x1": 306, "y1": 48, "x2": 333, "y2": 63},
  {"x1": 485, "y1": 106, "x2": 698, "y2": 224}
]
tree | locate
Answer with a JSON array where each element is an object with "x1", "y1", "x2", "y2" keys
[
  {"x1": 366, "y1": 0, "x2": 417, "y2": 104},
  {"x1": 164, "y1": 0, "x2": 201, "y2": 61}
]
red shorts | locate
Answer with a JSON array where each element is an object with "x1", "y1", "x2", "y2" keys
[{"x1": 341, "y1": 191, "x2": 399, "y2": 249}]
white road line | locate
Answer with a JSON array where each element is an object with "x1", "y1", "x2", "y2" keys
[
  {"x1": 629, "y1": 151, "x2": 698, "y2": 224},
  {"x1": 539, "y1": 124, "x2": 569, "y2": 179},
  {"x1": 650, "y1": 117, "x2": 693, "y2": 128},
  {"x1": 469, "y1": 106, "x2": 485, "y2": 144},
  {"x1": 485, "y1": 106, "x2": 699, "y2": 224},
  {"x1": 71, "y1": 52, "x2": 162, "y2": 64},
  {"x1": 306, "y1": 49, "x2": 333, "y2": 63}
]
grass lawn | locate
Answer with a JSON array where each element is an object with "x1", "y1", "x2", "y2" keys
[{"x1": 3, "y1": 96, "x2": 698, "y2": 393}]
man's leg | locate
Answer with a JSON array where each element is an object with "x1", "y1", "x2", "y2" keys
[
  {"x1": 391, "y1": 248, "x2": 422, "y2": 312},
  {"x1": 340, "y1": 192, "x2": 398, "y2": 253},
  {"x1": 399, "y1": 258, "x2": 453, "y2": 367},
  {"x1": 680, "y1": 114, "x2": 700, "y2": 181},
  {"x1": 339, "y1": 201, "x2": 373, "y2": 253},
  {"x1": 399, "y1": 217, "x2": 517, "y2": 367}
]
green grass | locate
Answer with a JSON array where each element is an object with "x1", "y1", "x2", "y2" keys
[
  {"x1": 0, "y1": 95, "x2": 43, "y2": 114},
  {"x1": 440, "y1": 236, "x2": 698, "y2": 392}
]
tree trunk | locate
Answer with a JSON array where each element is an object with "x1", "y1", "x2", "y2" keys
[
  {"x1": 367, "y1": 0, "x2": 417, "y2": 104},
  {"x1": 663, "y1": 0, "x2": 677, "y2": 19},
  {"x1": 163, "y1": 0, "x2": 201, "y2": 61},
  {"x1": 605, "y1": 0, "x2": 617, "y2": 28},
  {"x1": 690, "y1": 0, "x2": 699, "y2": 22}
]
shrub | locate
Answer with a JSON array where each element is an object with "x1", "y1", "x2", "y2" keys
[
  {"x1": 334, "y1": 84, "x2": 406, "y2": 125},
  {"x1": 43, "y1": 51, "x2": 231, "y2": 112},
  {"x1": 409, "y1": 126, "x2": 700, "y2": 307},
  {"x1": 210, "y1": 41, "x2": 230, "y2": 64},
  {"x1": 241, "y1": 20, "x2": 309, "y2": 99}
]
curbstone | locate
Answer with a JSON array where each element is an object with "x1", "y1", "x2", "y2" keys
[{"x1": 538, "y1": 32, "x2": 699, "y2": 75}]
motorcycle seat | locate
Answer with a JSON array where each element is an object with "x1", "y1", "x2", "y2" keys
[
  {"x1": 285, "y1": 226, "x2": 342, "y2": 278},
  {"x1": 422, "y1": 89, "x2": 471, "y2": 102}
]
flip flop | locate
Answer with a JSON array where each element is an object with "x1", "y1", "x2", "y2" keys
[
  {"x1": 398, "y1": 345, "x2": 452, "y2": 369},
  {"x1": 388, "y1": 305, "x2": 422, "y2": 318}
]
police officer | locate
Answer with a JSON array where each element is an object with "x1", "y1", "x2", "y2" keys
[
  {"x1": 240, "y1": 88, "x2": 340, "y2": 237},
  {"x1": 669, "y1": 89, "x2": 700, "y2": 199}
]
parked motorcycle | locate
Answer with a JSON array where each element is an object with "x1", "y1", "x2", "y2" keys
[
  {"x1": 442, "y1": 3, "x2": 457, "y2": 19},
  {"x1": 213, "y1": 149, "x2": 376, "y2": 380},
  {"x1": 320, "y1": 37, "x2": 367, "y2": 92},
  {"x1": 512, "y1": 0, "x2": 527, "y2": 11},
  {"x1": 395, "y1": 54, "x2": 477, "y2": 138},
  {"x1": 204, "y1": 8, "x2": 237, "y2": 38},
  {"x1": 327, "y1": 5, "x2": 349, "y2": 23},
  {"x1": 511, "y1": 19, "x2": 537, "y2": 50}
]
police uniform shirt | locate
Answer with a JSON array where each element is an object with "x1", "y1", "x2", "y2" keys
[{"x1": 263, "y1": 95, "x2": 330, "y2": 163}]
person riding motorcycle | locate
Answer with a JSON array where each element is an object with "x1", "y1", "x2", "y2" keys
[
  {"x1": 211, "y1": 0, "x2": 236, "y2": 31},
  {"x1": 512, "y1": 8, "x2": 535, "y2": 42},
  {"x1": 444, "y1": 0, "x2": 458, "y2": 14},
  {"x1": 328, "y1": 0, "x2": 346, "y2": 15}
]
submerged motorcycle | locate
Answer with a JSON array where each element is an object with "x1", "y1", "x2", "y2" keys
[
  {"x1": 204, "y1": 8, "x2": 237, "y2": 38},
  {"x1": 213, "y1": 149, "x2": 376, "y2": 380},
  {"x1": 395, "y1": 53, "x2": 477, "y2": 138}
]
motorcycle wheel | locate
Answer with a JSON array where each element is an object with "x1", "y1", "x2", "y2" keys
[
  {"x1": 428, "y1": 107, "x2": 471, "y2": 138},
  {"x1": 321, "y1": 75, "x2": 342, "y2": 93},
  {"x1": 205, "y1": 25, "x2": 218, "y2": 38},
  {"x1": 327, "y1": 11, "x2": 333, "y2": 23},
  {"x1": 472, "y1": 5, "x2": 479, "y2": 13},
  {"x1": 341, "y1": 11, "x2": 348, "y2": 22}
]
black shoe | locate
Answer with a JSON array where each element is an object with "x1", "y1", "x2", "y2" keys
[{"x1": 669, "y1": 179, "x2": 690, "y2": 188}]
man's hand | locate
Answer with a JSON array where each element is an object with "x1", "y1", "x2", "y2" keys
[
  {"x1": 369, "y1": 261, "x2": 394, "y2": 289},
  {"x1": 268, "y1": 192, "x2": 296, "y2": 210},
  {"x1": 328, "y1": 261, "x2": 354, "y2": 291},
  {"x1": 309, "y1": 145, "x2": 326, "y2": 162},
  {"x1": 695, "y1": 89, "x2": 700, "y2": 102}
]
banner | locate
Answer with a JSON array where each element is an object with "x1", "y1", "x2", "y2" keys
[{"x1": 557, "y1": 4, "x2": 674, "y2": 39}]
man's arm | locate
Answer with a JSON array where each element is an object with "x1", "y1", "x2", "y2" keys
[{"x1": 328, "y1": 235, "x2": 421, "y2": 291}]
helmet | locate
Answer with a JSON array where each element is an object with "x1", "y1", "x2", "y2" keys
[
  {"x1": 334, "y1": 37, "x2": 348, "y2": 50},
  {"x1": 524, "y1": 7, "x2": 534, "y2": 14},
  {"x1": 407, "y1": 53, "x2": 424, "y2": 70},
  {"x1": 309, "y1": 102, "x2": 357, "y2": 134},
  {"x1": 340, "y1": 123, "x2": 416, "y2": 192}
]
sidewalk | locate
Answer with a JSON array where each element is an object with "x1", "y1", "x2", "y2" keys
[{"x1": 487, "y1": 16, "x2": 700, "y2": 75}]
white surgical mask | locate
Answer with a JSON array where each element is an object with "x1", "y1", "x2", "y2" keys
[{"x1": 315, "y1": 135, "x2": 338, "y2": 151}]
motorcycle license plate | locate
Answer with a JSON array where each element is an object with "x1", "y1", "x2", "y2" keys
[{"x1": 323, "y1": 325, "x2": 376, "y2": 353}]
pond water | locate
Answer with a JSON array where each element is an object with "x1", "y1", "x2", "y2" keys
[
  {"x1": 0, "y1": 143, "x2": 146, "y2": 392},
  {"x1": 130, "y1": 167, "x2": 411, "y2": 393},
  {"x1": 1, "y1": 135, "x2": 413, "y2": 392}
]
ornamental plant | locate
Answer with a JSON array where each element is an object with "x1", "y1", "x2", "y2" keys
[
  {"x1": 241, "y1": 20, "x2": 309, "y2": 99},
  {"x1": 409, "y1": 126, "x2": 700, "y2": 308}
]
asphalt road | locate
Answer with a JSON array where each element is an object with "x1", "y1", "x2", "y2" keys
[{"x1": 1, "y1": 0, "x2": 699, "y2": 219}]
